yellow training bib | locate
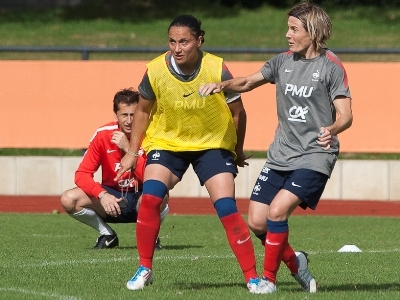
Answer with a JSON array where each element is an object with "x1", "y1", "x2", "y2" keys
[{"x1": 142, "y1": 52, "x2": 237, "y2": 157}]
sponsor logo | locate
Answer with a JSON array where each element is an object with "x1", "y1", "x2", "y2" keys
[
  {"x1": 258, "y1": 175, "x2": 268, "y2": 182},
  {"x1": 291, "y1": 182, "x2": 302, "y2": 188},
  {"x1": 312, "y1": 70, "x2": 320, "y2": 81},
  {"x1": 174, "y1": 98, "x2": 205, "y2": 109},
  {"x1": 152, "y1": 151, "x2": 160, "y2": 161},
  {"x1": 226, "y1": 162, "x2": 233, "y2": 166},
  {"x1": 118, "y1": 178, "x2": 135, "y2": 188},
  {"x1": 237, "y1": 236, "x2": 251, "y2": 244},
  {"x1": 288, "y1": 106, "x2": 309, "y2": 123},
  {"x1": 114, "y1": 163, "x2": 133, "y2": 173},
  {"x1": 284, "y1": 84, "x2": 313, "y2": 98},
  {"x1": 183, "y1": 91, "x2": 195, "y2": 97},
  {"x1": 252, "y1": 182, "x2": 261, "y2": 195},
  {"x1": 107, "y1": 149, "x2": 116, "y2": 153},
  {"x1": 266, "y1": 239, "x2": 280, "y2": 246},
  {"x1": 285, "y1": 69, "x2": 293, "y2": 73},
  {"x1": 262, "y1": 165, "x2": 270, "y2": 174},
  {"x1": 105, "y1": 237, "x2": 116, "y2": 247}
]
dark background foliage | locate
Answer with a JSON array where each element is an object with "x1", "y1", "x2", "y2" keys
[{"x1": 0, "y1": 0, "x2": 399, "y2": 22}]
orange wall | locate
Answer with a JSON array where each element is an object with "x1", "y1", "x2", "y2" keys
[{"x1": 0, "y1": 61, "x2": 399, "y2": 152}]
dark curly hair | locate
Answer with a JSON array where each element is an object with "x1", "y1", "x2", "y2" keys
[
  {"x1": 113, "y1": 88, "x2": 140, "y2": 113},
  {"x1": 168, "y1": 15, "x2": 205, "y2": 44}
]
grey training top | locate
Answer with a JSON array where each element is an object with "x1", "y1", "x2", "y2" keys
[{"x1": 260, "y1": 49, "x2": 351, "y2": 177}]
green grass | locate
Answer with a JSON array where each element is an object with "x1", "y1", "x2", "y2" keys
[
  {"x1": 0, "y1": 5, "x2": 399, "y2": 61},
  {"x1": 0, "y1": 213, "x2": 399, "y2": 299},
  {"x1": 0, "y1": 148, "x2": 85, "y2": 156}
]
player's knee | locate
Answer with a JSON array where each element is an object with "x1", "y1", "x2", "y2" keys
[
  {"x1": 247, "y1": 217, "x2": 267, "y2": 235},
  {"x1": 60, "y1": 189, "x2": 78, "y2": 213},
  {"x1": 268, "y1": 205, "x2": 288, "y2": 221}
]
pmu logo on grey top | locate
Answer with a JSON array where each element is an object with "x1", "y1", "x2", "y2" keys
[{"x1": 284, "y1": 84, "x2": 314, "y2": 98}]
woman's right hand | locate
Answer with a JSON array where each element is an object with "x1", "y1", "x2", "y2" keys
[
  {"x1": 198, "y1": 83, "x2": 222, "y2": 96},
  {"x1": 114, "y1": 154, "x2": 137, "y2": 181}
]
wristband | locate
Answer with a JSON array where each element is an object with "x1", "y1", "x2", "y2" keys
[{"x1": 126, "y1": 149, "x2": 139, "y2": 157}]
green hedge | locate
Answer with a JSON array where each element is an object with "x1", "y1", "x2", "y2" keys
[
  {"x1": 1, "y1": 0, "x2": 399, "y2": 21},
  {"x1": 244, "y1": 0, "x2": 400, "y2": 8}
]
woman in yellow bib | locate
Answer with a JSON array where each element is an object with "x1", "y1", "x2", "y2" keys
[{"x1": 115, "y1": 15, "x2": 259, "y2": 293}]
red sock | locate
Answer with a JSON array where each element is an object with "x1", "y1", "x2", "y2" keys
[
  {"x1": 260, "y1": 231, "x2": 298, "y2": 274},
  {"x1": 262, "y1": 231, "x2": 288, "y2": 283},
  {"x1": 282, "y1": 241, "x2": 298, "y2": 274},
  {"x1": 220, "y1": 213, "x2": 258, "y2": 282},
  {"x1": 136, "y1": 194, "x2": 161, "y2": 269}
]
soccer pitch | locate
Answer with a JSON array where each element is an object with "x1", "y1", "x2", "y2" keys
[{"x1": 0, "y1": 213, "x2": 399, "y2": 299}]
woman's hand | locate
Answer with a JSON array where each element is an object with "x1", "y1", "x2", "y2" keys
[{"x1": 317, "y1": 127, "x2": 333, "y2": 150}]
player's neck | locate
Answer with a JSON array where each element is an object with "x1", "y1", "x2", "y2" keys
[{"x1": 301, "y1": 47, "x2": 324, "y2": 59}]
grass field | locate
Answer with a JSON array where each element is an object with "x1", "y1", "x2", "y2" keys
[{"x1": 1, "y1": 213, "x2": 399, "y2": 299}]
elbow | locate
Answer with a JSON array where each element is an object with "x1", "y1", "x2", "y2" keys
[
  {"x1": 74, "y1": 171, "x2": 83, "y2": 186},
  {"x1": 347, "y1": 115, "x2": 353, "y2": 129}
]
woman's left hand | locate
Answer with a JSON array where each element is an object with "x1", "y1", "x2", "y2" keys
[
  {"x1": 235, "y1": 152, "x2": 252, "y2": 168},
  {"x1": 317, "y1": 127, "x2": 333, "y2": 150}
]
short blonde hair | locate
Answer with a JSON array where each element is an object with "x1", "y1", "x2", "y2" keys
[{"x1": 288, "y1": 1, "x2": 332, "y2": 51}]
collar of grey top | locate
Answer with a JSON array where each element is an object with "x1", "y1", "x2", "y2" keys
[{"x1": 168, "y1": 50, "x2": 203, "y2": 78}]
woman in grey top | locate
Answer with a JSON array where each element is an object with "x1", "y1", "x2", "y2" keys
[{"x1": 199, "y1": 1, "x2": 353, "y2": 294}]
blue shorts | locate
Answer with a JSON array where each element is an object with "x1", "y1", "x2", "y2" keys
[
  {"x1": 102, "y1": 185, "x2": 139, "y2": 223},
  {"x1": 250, "y1": 167, "x2": 328, "y2": 210},
  {"x1": 146, "y1": 149, "x2": 237, "y2": 185}
]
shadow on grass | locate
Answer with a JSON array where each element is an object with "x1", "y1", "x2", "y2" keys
[
  {"x1": 162, "y1": 245, "x2": 203, "y2": 250},
  {"x1": 174, "y1": 281, "x2": 248, "y2": 290},
  {"x1": 320, "y1": 282, "x2": 400, "y2": 292},
  {"x1": 112, "y1": 244, "x2": 203, "y2": 250},
  {"x1": 277, "y1": 281, "x2": 400, "y2": 292}
]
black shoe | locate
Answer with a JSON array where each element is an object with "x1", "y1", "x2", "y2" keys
[
  {"x1": 93, "y1": 234, "x2": 119, "y2": 249},
  {"x1": 155, "y1": 237, "x2": 163, "y2": 251}
]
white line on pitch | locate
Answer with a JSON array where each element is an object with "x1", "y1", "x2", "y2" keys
[{"x1": 6, "y1": 248, "x2": 400, "y2": 268}]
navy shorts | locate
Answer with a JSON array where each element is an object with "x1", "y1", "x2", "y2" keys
[
  {"x1": 102, "y1": 185, "x2": 140, "y2": 223},
  {"x1": 146, "y1": 149, "x2": 237, "y2": 185},
  {"x1": 250, "y1": 167, "x2": 328, "y2": 210}
]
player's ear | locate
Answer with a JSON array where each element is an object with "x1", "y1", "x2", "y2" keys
[{"x1": 197, "y1": 35, "x2": 203, "y2": 47}]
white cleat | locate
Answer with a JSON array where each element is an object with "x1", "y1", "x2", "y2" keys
[
  {"x1": 247, "y1": 278, "x2": 260, "y2": 293},
  {"x1": 126, "y1": 266, "x2": 154, "y2": 290},
  {"x1": 256, "y1": 277, "x2": 277, "y2": 294},
  {"x1": 293, "y1": 251, "x2": 317, "y2": 293}
]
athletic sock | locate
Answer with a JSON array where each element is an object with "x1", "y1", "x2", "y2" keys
[
  {"x1": 136, "y1": 180, "x2": 167, "y2": 269},
  {"x1": 71, "y1": 207, "x2": 114, "y2": 236},
  {"x1": 214, "y1": 197, "x2": 258, "y2": 282},
  {"x1": 256, "y1": 233, "x2": 266, "y2": 246},
  {"x1": 262, "y1": 219, "x2": 289, "y2": 283},
  {"x1": 256, "y1": 231, "x2": 298, "y2": 274},
  {"x1": 282, "y1": 241, "x2": 298, "y2": 274}
]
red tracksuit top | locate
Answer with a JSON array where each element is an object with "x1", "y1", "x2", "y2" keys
[{"x1": 74, "y1": 121, "x2": 146, "y2": 199}]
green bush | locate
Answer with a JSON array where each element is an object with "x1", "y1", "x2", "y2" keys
[{"x1": 1, "y1": 0, "x2": 399, "y2": 23}]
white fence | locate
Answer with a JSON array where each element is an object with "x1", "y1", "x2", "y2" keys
[{"x1": 1, "y1": 157, "x2": 399, "y2": 201}]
